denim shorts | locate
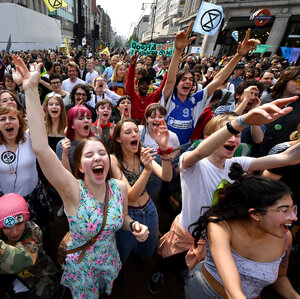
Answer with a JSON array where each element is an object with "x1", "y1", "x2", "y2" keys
[
  {"x1": 116, "y1": 198, "x2": 159, "y2": 264},
  {"x1": 185, "y1": 262, "x2": 224, "y2": 299}
]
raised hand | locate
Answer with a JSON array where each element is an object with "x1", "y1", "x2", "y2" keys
[
  {"x1": 96, "y1": 120, "x2": 102, "y2": 137},
  {"x1": 62, "y1": 138, "x2": 71, "y2": 155},
  {"x1": 243, "y1": 96, "x2": 298, "y2": 126},
  {"x1": 132, "y1": 221, "x2": 149, "y2": 242},
  {"x1": 174, "y1": 21, "x2": 196, "y2": 51},
  {"x1": 12, "y1": 54, "x2": 42, "y2": 90},
  {"x1": 237, "y1": 29, "x2": 260, "y2": 57},
  {"x1": 154, "y1": 120, "x2": 169, "y2": 150},
  {"x1": 140, "y1": 147, "x2": 156, "y2": 171},
  {"x1": 130, "y1": 51, "x2": 140, "y2": 65},
  {"x1": 121, "y1": 106, "x2": 131, "y2": 120},
  {"x1": 109, "y1": 121, "x2": 115, "y2": 138}
]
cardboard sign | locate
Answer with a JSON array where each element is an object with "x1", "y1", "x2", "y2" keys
[{"x1": 129, "y1": 40, "x2": 175, "y2": 57}]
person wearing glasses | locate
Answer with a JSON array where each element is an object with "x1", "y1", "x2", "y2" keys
[
  {"x1": 65, "y1": 83, "x2": 97, "y2": 122},
  {"x1": 47, "y1": 73, "x2": 70, "y2": 106},
  {"x1": 186, "y1": 163, "x2": 299, "y2": 299}
]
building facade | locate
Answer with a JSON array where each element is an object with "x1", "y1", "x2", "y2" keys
[
  {"x1": 179, "y1": 0, "x2": 300, "y2": 57},
  {"x1": 142, "y1": 0, "x2": 185, "y2": 43}
]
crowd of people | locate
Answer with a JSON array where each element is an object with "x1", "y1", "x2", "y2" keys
[{"x1": 0, "y1": 21, "x2": 299, "y2": 299}]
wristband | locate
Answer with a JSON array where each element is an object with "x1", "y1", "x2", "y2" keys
[
  {"x1": 161, "y1": 156, "x2": 173, "y2": 162},
  {"x1": 237, "y1": 116, "x2": 249, "y2": 128},
  {"x1": 226, "y1": 122, "x2": 240, "y2": 135},
  {"x1": 129, "y1": 220, "x2": 136, "y2": 232},
  {"x1": 157, "y1": 147, "x2": 173, "y2": 155}
]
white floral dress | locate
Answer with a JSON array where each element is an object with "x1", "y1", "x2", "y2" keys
[{"x1": 61, "y1": 178, "x2": 123, "y2": 299}]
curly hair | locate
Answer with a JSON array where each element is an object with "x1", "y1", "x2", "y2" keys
[{"x1": 190, "y1": 163, "x2": 292, "y2": 246}]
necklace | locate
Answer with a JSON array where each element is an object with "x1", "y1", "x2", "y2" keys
[
  {"x1": 2, "y1": 144, "x2": 19, "y2": 191},
  {"x1": 126, "y1": 156, "x2": 137, "y2": 175}
]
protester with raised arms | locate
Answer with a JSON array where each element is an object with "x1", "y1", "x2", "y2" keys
[{"x1": 12, "y1": 54, "x2": 149, "y2": 299}]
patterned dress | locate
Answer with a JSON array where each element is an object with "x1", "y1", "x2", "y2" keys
[{"x1": 61, "y1": 178, "x2": 123, "y2": 299}]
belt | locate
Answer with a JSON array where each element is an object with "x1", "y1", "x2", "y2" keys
[
  {"x1": 202, "y1": 263, "x2": 228, "y2": 298},
  {"x1": 202, "y1": 264, "x2": 259, "y2": 299}
]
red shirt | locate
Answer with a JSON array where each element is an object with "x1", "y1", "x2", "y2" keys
[{"x1": 126, "y1": 64, "x2": 167, "y2": 122}]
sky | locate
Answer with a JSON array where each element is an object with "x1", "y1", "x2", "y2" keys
[{"x1": 96, "y1": 0, "x2": 151, "y2": 38}]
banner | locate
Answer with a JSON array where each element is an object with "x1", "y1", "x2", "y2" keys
[
  {"x1": 64, "y1": 36, "x2": 70, "y2": 56},
  {"x1": 100, "y1": 47, "x2": 110, "y2": 56},
  {"x1": 43, "y1": 0, "x2": 67, "y2": 12},
  {"x1": 82, "y1": 37, "x2": 86, "y2": 46},
  {"x1": 281, "y1": 47, "x2": 293, "y2": 60},
  {"x1": 129, "y1": 40, "x2": 174, "y2": 57},
  {"x1": 289, "y1": 48, "x2": 300, "y2": 63},
  {"x1": 190, "y1": 46, "x2": 201, "y2": 54},
  {"x1": 252, "y1": 44, "x2": 271, "y2": 53},
  {"x1": 193, "y1": 1, "x2": 223, "y2": 36},
  {"x1": 232, "y1": 31, "x2": 238, "y2": 42}
]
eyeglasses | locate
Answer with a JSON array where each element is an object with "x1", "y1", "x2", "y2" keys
[
  {"x1": 295, "y1": 79, "x2": 300, "y2": 85},
  {"x1": 75, "y1": 93, "x2": 87, "y2": 97},
  {"x1": 50, "y1": 81, "x2": 61, "y2": 85},
  {"x1": 258, "y1": 204, "x2": 297, "y2": 220}
]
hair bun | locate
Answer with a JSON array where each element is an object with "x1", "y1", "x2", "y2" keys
[{"x1": 228, "y1": 162, "x2": 247, "y2": 181}]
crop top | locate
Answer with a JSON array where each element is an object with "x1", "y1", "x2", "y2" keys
[
  {"x1": 122, "y1": 163, "x2": 147, "y2": 197},
  {"x1": 204, "y1": 227, "x2": 288, "y2": 298}
]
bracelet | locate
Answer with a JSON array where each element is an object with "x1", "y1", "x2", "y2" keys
[
  {"x1": 129, "y1": 220, "x2": 136, "y2": 232},
  {"x1": 226, "y1": 122, "x2": 240, "y2": 135},
  {"x1": 157, "y1": 147, "x2": 173, "y2": 155},
  {"x1": 161, "y1": 156, "x2": 173, "y2": 162},
  {"x1": 237, "y1": 116, "x2": 249, "y2": 128}
]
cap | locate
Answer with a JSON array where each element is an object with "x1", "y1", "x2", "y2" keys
[{"x1": 0, "y1": 193, "x2": 29, "y2": 229}]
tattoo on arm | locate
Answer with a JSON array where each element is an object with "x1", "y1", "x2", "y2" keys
[{"x1": 279, "y1": 242, "x2": 292, "y2": 272}]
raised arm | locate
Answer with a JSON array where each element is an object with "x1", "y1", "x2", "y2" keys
[
  {"x1": 126, "y1": 52, "x2": 139, "y2": 100},
  {"x1": 12, "y1": 55, "x2": 80, "y2": 214},
  {"x1": 182, "y1": 96, "x2": 298, "y2": 169},
  {"x1": 163, "y1": 21, "x2": 196, "y2": 101},
  {"x1": 151, "y1": 120, "x2": 173, "y2": 181},
  {"x1": 206, "y1": 29, "x2": 260, "y2": 98}
]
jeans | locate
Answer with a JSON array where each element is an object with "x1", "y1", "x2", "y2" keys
[
  {"x1": 116, "y1": 198, "x2": 159, "y2": 265},
  {"x1": 185, "y1": 262, "x2": 224, "y2": 299}
]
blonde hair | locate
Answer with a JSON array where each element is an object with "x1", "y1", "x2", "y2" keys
[
  {"x1": 290, "y1": 124, "x2": 300, "y2": 141},
  {"x1": 111, "y1": 61, "x2": 126, "y2": 85},
  {"x1": 203, "y1": 113, "x2": 238, "y2": 137}
]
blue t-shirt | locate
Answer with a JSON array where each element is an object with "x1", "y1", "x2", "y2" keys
[{"x1": 161, "y1": 89, "x2": 209, "y2": 145}]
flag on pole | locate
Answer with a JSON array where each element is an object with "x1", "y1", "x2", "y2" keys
[
  {"x1": 100, "y1": 47, "x2": 110, "y2": 56},
  {"x1": 64, "y1": 36, "x2": 70, "y2": 56},
  {"x1": 193, "y1": 1, "x2": 223, "y2": 36},
  {"x1": 6, "y1": 34, "x2": 12, "y2": 54},
  {"x1": 43, "y1": 0, "x2": 67, "y2": 13}
]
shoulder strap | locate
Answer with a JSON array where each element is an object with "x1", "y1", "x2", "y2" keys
[
  {"x1": 218, "y1": 91, "x2": 231, "y2": 107},
  {"x1": 66, "y1": 181, "x2": 109, "y2": 263}
]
